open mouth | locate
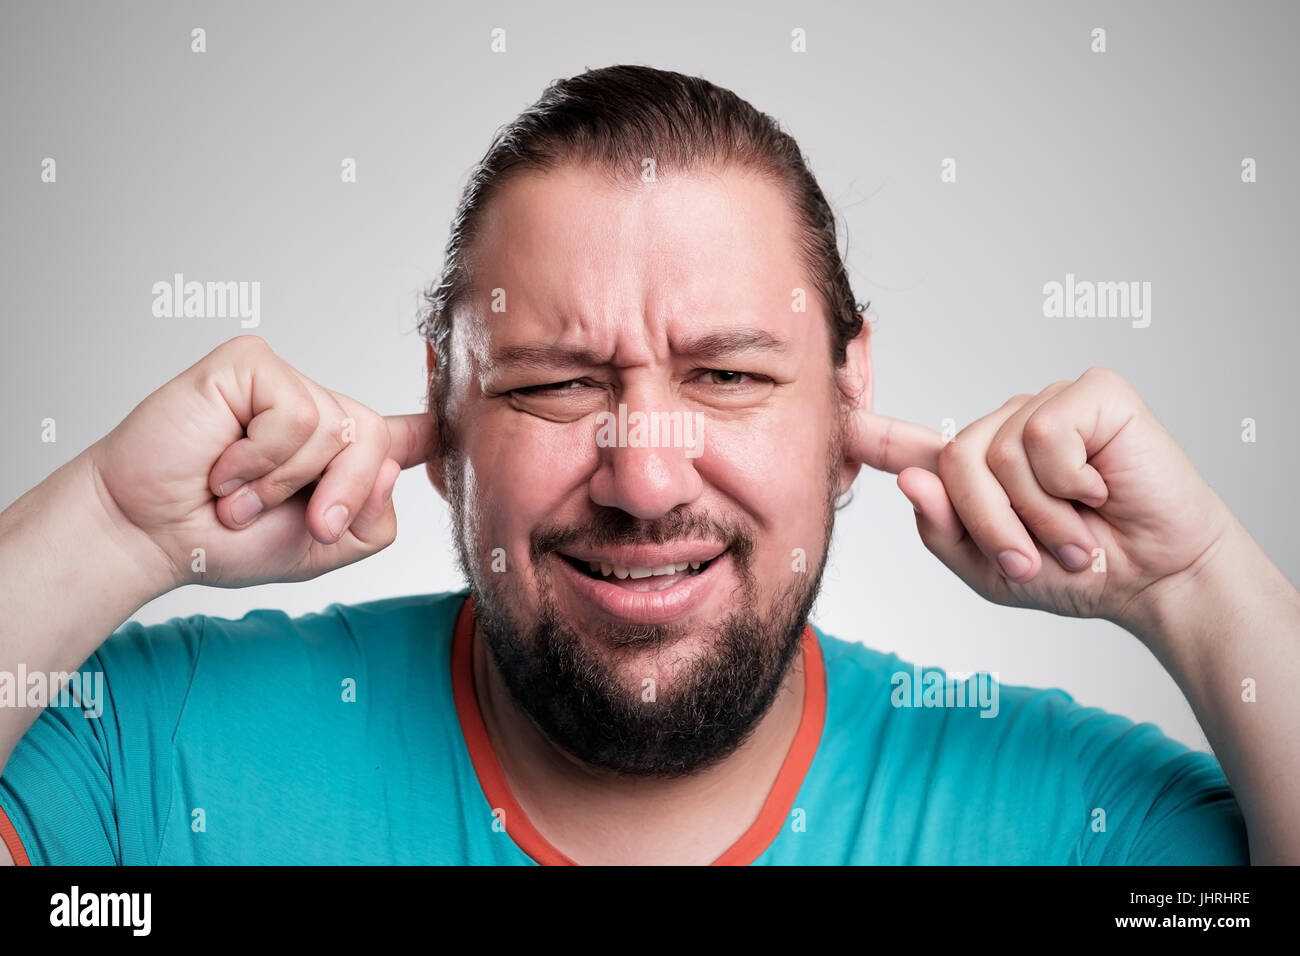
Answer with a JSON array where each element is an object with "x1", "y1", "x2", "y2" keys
[
  {"x1": 552, "y1": 546, "x2": 727, "y2": 621},
  {"x1": 559, "y1": 554, "x2": 717, "y2": 582}
]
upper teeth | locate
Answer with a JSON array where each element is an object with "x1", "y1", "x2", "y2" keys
[{"x1": 587, "y1": 560, "x2": 702, "y2": 580}]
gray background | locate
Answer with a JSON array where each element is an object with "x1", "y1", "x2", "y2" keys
[{"x1": 2, "y1": 0, "x2": 1295, "y2": 753}]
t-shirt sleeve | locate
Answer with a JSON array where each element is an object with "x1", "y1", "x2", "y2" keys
[
  {"x1": 1061, "y1": 699, "x2": 1250, "y2": 865},
  {"x1": 0, "y1": 615, "x2": 205, "y2": 865}
]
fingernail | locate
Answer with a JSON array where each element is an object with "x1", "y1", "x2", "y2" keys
[
  {"x1": 1058, "y1": 544, "x2": 1091, "y2": 571},
  {"x1": 229, "y1": 488, "x2": 262, "y2": 525},
  {"x1": 218, "y1": 478, "x2": 244, "y2": 497},
  {"x1": 324, "y1": 504, "x2": 349, "y2": 539},
  {"x1": 996, "y1": 550, "x2": 1032, "y2": 579}
]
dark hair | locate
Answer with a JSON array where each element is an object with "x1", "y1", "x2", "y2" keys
[{"x1": 417, "y1": 64, "x2": 864, "y2": 453}]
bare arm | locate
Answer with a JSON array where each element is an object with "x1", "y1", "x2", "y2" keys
[
  {"x1": 1122, "y1": 518, "x2": 1300, "y2": 864},
  {"x1": 0, "y1": 335, "x2": 435, "y2": 865},
  {"x1": 0, "y1": 451, "x2": 177, "y2": 865},
  {"x1": 0, "y1": 449, "x2": 176, "y2": 774}
]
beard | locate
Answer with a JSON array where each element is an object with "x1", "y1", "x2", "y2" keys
[{"x1": 445, "y1": 423, "x2": 843, "y2": 778}]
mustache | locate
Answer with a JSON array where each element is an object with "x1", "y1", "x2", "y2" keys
[{"x1": 530, "y1": 507, "x2": 757, "y2": 569}]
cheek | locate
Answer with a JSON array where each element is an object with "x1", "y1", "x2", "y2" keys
[
  {"x1": 463, "y1": 411, "x2": 599, "y2": 562},
  {"x1": 699, "y1": 401, "x2": 836, "y2": 568},
  {"x1": 702, "y1": 400, "x2": 832, "y2": 506}
]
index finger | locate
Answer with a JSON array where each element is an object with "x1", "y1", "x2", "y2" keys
[
  {"x1": 848, "y1": 410, "x2": 946, "y2": 475},
  {"x1": 384, "y1": 412, "x2": 439, "y2": 469}
]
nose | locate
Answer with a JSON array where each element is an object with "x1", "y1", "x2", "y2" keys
[{"x1": 588, "y1": 403, "x2": 705, "y2": 520}]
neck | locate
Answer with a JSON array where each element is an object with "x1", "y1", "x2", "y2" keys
[{"x1": 471, "y1": 619, "x2": 809, "y2": 865}]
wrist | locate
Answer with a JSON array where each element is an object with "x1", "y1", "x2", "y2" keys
[
  {"x1": 1113, "y1": 518, "x2": 1281, "y2": 663},
  {"x1": 72, "y1": 444, "x2": 184, "y2": 601}
]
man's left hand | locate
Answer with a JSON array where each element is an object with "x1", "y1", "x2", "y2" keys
[{"x1": 849, "y1": 366, "x2": 1236, "y2": 627}]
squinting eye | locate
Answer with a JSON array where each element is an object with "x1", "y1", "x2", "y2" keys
[
  {"x1": 705, "y1": 370, "x2": 752, "y2": 385},
  {"x1": 513, "y1": 379, "x2": 586, "y2": 395}
]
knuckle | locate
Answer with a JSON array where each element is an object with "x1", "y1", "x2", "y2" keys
[
  {"x1": 227, "y1": 333, "x2": 271, "y2": 355},
  {"x1": 324, "y1": 415, "x2": 351, "y2": 451},
  {"x1": 937, "y1": 435, "x2": 977, "y2": 476},
  {"x1": 254, "y1": 470, "x2": 303, "y2": 505},
  {"x1": 964, "y1": 514, "x2": 1008, "y2": 546},
  {"x1": 1021, "y1": 412, "x2": 1060, "y2": 446},
  {"x1": 1081, "y1": 365, "x2": 1140, "y2": 405},
  {"x1": 233, "y1": 440, "x2": 280, "y2": 477},
  {"x1": 1009, "y1": 501, "x2": 1061, "y2": 539},
  {"x1": 985, "y1": 438, "x2": 1021, "y2": 473},
  {"x1": 1081, "y1": 365, "x2": 1118, "y2": 385},
  {"x1": 322, "y1": 399, "x2": 353, "y2": 449}
]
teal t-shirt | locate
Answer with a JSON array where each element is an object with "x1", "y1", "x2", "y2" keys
[{"x1": 0, "y1": 590, "x2": 1249, "y2": 865}]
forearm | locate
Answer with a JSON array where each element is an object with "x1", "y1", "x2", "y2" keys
[
  {"x1": 1122, "y1": 519, "x2": 1300, "y2": 864},
  {"x1": 0, "y1": 448, "x2": 176, "y2": 770}
]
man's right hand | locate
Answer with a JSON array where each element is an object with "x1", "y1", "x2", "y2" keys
[{"x1": 88, "y1": 334, "x2": 438, "y2": 591}]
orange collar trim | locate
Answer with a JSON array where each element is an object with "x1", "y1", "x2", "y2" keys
[
  {"x1": 451, "y1": 593, "x2": 827, "y2": 865},
  {"x1": 0, "y1": 805, "x2": 30, "y2": 866}
]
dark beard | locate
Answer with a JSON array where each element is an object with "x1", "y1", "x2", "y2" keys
[{"x1": 444, "y1": 424, "x2": 842, "y2": 778}]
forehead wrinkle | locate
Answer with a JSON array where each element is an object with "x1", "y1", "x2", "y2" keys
[
  {"x1": 490, "y1": 306, "x2": 666, "y2": 375},
  {"x1": 466, "y1": 167, "x2": 804, "y2": 383}
]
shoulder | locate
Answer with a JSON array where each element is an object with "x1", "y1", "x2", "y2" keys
[
  {"x1": 811, "y1": 623, "x2": 1212, "y2": 777},
  {"x1": 813, "y1": 623, "x2": 1136, "y2": 744},
  {"x1": 91, "y1": 590, "x2": 470, "y2": 707},
  {"x1": 806, "y1": 624, "x2": 1246, "y2": 863},
  {"x1": 194, "y1": 588, "x2": 467, "y2": 643},
  {"x1": 809, "y1": 622, "x2": 1207, "y2": 800},
  {"x1": 189, "y1": 589, "x2": 468, "y2": 683}
]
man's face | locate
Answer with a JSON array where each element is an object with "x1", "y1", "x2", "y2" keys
[{"x1": 437, "y1": 163, "x2": 861, "y2": 776}]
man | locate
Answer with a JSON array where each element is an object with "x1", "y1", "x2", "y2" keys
[{"x1": 1, "y1": 65, "x2": 1296, "y2": 865}]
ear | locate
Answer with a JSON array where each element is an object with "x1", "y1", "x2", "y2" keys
[
  {"x1": 834, "y1": 319, "x2": 873, "y2": 496},
  {"x1": 424, "y1": 340, "x2": 449, "y2": 500}
]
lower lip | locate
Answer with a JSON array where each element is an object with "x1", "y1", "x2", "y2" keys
[{"x1": 553, "y1": 554, "x2": 725, "y2": 625}]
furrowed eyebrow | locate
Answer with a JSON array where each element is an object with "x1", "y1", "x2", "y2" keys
[
  {"x1": 488, "y1": 345, "x2": 608, "y2": 371},
  {"x1": 675, "y1": 329, "x2": 789, "y2": 360},
  {"x1": 488, "y1": 329, "x2": 788, "y2": 371}
]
